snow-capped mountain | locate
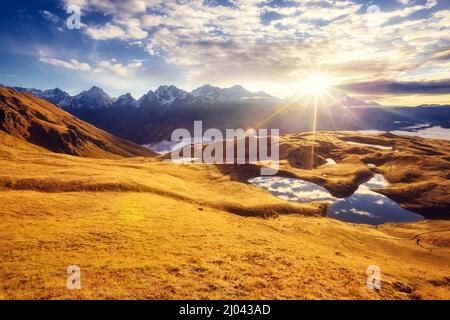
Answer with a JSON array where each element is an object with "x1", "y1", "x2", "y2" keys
[
  {"x1": 137, "y1": 90, "x2": 158, "y2": 109},
  {"x1": 334, "y1": 92, "x2": 380, "y2": 108},
  {"x1": 191, "y1": 84, "x2": 271, "y2": 102},
  {"x1": 111, "y1": 93, "x2": 137, "y2": 109},
  {"x1": 13, "y1": 87, "x2": 79, "y2": 109},
  {"x1": 191, "y1": 84, "x2": 223, "y2": 98},
  {"x1": 13, "y1": 87, "x2": 43, "y2": 96},
  {"x1": 38, "y1": 88, "x2": 79, "y2": 109},
  {"x1": 74, "y1": 86, "x2": 115, "y2": 109},
  {"x1": 13, "y1": 84, "x2": 275, "y2": 111},
  {"x1": 136, "y1": 86, "x2": 190, "y2": 108},
  {"x1": 154, "y1": 85, "x2": 190, "y2": 105}
]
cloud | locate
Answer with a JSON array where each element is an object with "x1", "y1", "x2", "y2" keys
[
  {"x1": 338, "y1": 79, "x2": 450, "y2": 95},
  {"x1": 94, "y1": 59, "x2": 143, "y2": 77},
  {"x1": 85, "y1": 23, "x2": 126, "y2": 40},
  {"x1": 85, "y1": 19, "x2": 147, "y2": 40},
  {"x1": 430, "y1": 48, "x2": 450, "y2": 61},
  {"x1": 38, "y1": 55, "x2": 142, "y2": 78},
  {"x1": 39, "y1": 57, "x2": 91, "y2": 71},
  {"x1": 40, "y1": 10, "x2": 60, "y2": 24},
  {"x1": 64, "y1": 0, "x2": 148, "y2": 15},
  {"x1": 57, "y1": 0, "x2": 450, "y2": 98}
]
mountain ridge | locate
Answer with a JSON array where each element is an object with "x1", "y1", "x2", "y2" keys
[
  {"x1": 0, "y1": 86, "x2": 156, "y2": 158},
  {"x1": 9, "y1": 84, "x2": 450, "y2": 145},
  {"x1": 13, "y1": 84, "x2": 277, "y2": 110}
]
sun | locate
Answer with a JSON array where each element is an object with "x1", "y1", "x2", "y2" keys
[{"x1": 303, "y1": 74, "x2": 332, "y2": 96}]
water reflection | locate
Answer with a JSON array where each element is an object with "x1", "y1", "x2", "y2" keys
[{"x1": 249, "y1": 174, "x2": 424, "y2": 225}]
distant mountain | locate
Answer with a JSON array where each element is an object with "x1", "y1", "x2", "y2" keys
[
  {"x1": 39, "y1": 88, "x2": 80, "y2": 109},
  {"x1": 14, "y1": 84, "x2": 275, "y2": 110},
  {"x1": 191, "y1": 84, "x2": 272, "y2": 103},
  {"x1": 13, "y1": 87, "x2": 80, "y2": 109},
  {"x1": 334, "y1": 92, "x2": 380, "y2": 108},
  {"x1": 0, "y1": 86, "x2": 155, "y2": 158},
  {"x1": 13, "y1": 86, "x2": 43, "y2": 96},
  {"x1": 136, "y1": 85, "x2": 190, "y2": 110},
  {"x1": 416, "y1": 104, "x2": 450, "y2": 108},
  {"x1": 287, "y1": 89, "x2": 381, "y2": 108},
  {"x1": 154, "y1": 85, "x2": 190, "y2": 105},
  {"x1": 111, "y1": 93, "x2": 137, "y2": 109},
  {"x1": 74, "y1": 86, "x2": 115, "y2": 109},
  {"x1": 14, "y1": 86, "x2": 115, "y2": 110}
]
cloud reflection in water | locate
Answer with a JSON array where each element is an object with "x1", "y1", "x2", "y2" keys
[{"x1": 249, "y1": 174, "x2": 423, "y2": 225}]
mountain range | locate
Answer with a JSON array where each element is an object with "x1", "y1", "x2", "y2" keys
[
  {"x1": 10, "y1": 84, "x2": 450, "y2": 145},
  {"x1": 0, "y1": 86, "x2": 155, "y2": 158},
  {"x1": 13, "y1": 84, "x2": 278, "y2": 111}
]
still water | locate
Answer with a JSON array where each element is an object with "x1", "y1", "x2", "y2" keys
[{"x1": 248, "y1": 174, "x2": 424, "y2": 225}]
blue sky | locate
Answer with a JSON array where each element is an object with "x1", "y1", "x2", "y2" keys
[{"x1": 0, "y1": 0, "x2": 449, "y2": 105}]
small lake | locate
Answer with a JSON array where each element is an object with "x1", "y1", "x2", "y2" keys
[{"x1": 249, "y1": 174, "x2": 424, "y2": 225}]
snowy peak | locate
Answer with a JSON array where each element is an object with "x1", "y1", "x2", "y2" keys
[
  {"x1": 154, "y1": 85, "x2": 189, "y2": 105},
  {"x1": 112, "y1": 93, "x2": 137, "y2": 108},
  {"x1": 222, "y1": 85, "x2": 251, "y2": 97},
  {"x1": 13, "y1": 87, "x2": 43, "y2": 97},
  {"x1": 39, "y1": 88, "x2": 70, "y2": 101},
  {"x1": 10, "y1": 84, "x2": 275, "y2": 111},
  {"x1": 191, "y1": 84, "x2": 222, "y2": 98},
  {"x1": 191, "y1": 84, "x2": 272, "y2": 101},
  {"x1": 13, "y1": 87, "x2": 78, "y2": 109},
  {"x1": 74, "y1": 86, "x2": 114, "y2": 109},
  {"x1": 333, "y1": 91, "x2": 380, "y2": 108},
  {"x1": 137, "y1": 90, "x2": 157, "y2": 108},
  {"x1": 39, "y1": 88, "x2": 78, "y2": 109}
]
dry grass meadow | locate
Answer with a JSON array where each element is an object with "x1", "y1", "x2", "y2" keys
[{"x1": 0, "y1": 131, "x2": 449, "y2": 300}]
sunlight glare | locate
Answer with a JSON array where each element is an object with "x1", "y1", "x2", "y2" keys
[{"x1": 304, "y1": 74, "x2": 332, "y2": 96}]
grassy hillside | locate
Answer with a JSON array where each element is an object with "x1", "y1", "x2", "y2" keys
[{"x1": 0, "y1": 132, "x2": 448, "y2": 300}]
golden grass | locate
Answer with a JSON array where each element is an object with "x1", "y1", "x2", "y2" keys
[{"x1": 0, "y1": 132, "x2": 449, "y2": 300}]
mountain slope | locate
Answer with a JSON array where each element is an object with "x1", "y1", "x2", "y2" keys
[{"x1": 0, "y1": 87, "x2": 156, "y2": 158}]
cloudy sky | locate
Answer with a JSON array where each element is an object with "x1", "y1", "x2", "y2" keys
[{"x1": 0, "y1": 0, "x2": 449, "y2": 105}]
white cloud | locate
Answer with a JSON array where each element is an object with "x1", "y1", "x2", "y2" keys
[
  {"x1": 38, "y1": 55, "x2": 143, "y2": 78},
  {"x1": 40, "y1": 10, "x2": 60, "y2": 24},
  {"x1": 85, "y1": 23, "x2": 127, "y2": 40},
  {"x1": 39, "y1": 57, "x2": 91, "y2": 71},
  {"x1": 85, "y1": 19, "x2": 148, "y2": 41},
  {"x1": 94, "y1": 59, "x2": 143, "y2": 77},
  {"x1": 65, "y1": 0, "x2": 148, "y2": 15},
  {"x1": 60, "y1": 0, "x2": 450, "y2": 97}
]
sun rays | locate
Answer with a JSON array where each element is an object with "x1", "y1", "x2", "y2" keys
[
  {"x1": 251, "y1": 71, "x2": 355, "y2": 169},
  {"x1": 302, "y1": 74, "x2": 333, "y2": 96}
]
